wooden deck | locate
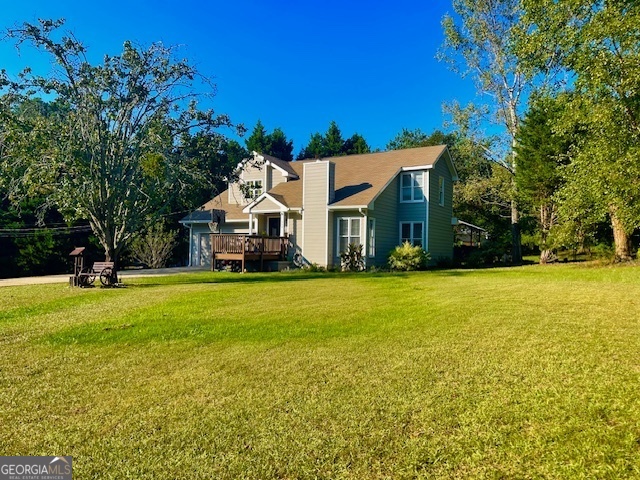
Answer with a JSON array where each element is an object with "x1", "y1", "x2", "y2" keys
[{"x1": 211, "y1": 234, "x2": 288, "y2": 272}]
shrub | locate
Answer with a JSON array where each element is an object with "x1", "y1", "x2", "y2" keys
[
  {"x1": 388, "y1": 242, "x2": 430, "y2": 271},
  {"x1": 340, "y1": 243, "x2": 365, "y2": 272},
  {"x1": 303, "y1": 262, "x2": 326, "y2": 272},
  {"x1": 130, "y1": 221, "x2": 178, "y2": 269}
]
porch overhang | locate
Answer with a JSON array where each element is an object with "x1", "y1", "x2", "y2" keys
[{"x1": 243, "y1": 192, "x2": 289, "y2": 214}]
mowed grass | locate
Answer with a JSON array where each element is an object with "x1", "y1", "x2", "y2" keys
[{"x1": 1, "y1": 265, "x2": 639, "y2": 479}]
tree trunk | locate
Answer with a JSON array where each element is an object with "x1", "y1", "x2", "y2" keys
[
  {"x1": 511, "y1": 198, "x2": 522, "y2": 265},
  {"x1": 610, "y1": 207, "x2": 632, "y2": 261},
  {"x1": 539, "y1": 203, "x2": 556, "y2": 264}
]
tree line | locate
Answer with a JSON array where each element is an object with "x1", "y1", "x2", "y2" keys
[{"x1": 1, "y1": 2, "x2": 639, "y2": 277}]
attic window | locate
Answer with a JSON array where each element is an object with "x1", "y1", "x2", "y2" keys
[{"x1": 244, "y1": 180, "x2": 263, "y2": 200}]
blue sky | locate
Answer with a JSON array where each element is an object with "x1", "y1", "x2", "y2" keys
[{"x1": 1, "y1": 0, "x2": 476, "y2": 154}]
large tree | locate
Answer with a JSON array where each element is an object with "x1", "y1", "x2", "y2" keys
[
  {"x1": 515, "y1": 94, "x2": 573, "y2": 263},
  {"x1": 440, "y1": 0, "x2": 554, "y2": 263},
  {"x1": 520, "y1": 0, "x2": 640, "y2": 260},
  {"x1": 1, "y1": 19, "x2": 242, "y2": 266}
]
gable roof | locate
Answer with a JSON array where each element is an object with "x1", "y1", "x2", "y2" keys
[
  {"x1": 182, "y1": 145, "x2": 457, "y2": 222},
  {"x1": 259, "y1": 153, "x2": 299, "y2": 178},
  {"x1": 267, "y1": 145, "x2": 453, "y2": 208},
  {"x1": 180, "y1": 189, "x2": 247, "y2": 223}
]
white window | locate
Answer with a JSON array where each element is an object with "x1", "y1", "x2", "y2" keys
[
  {"x1": 400, "y1": 172, "x2": 424, "y2": 203},
  {"x1": 368, "y1": 218, "x2": 376, "y2": 258},
  {"x1": 244, "y1": 180, "x2": 263, "y2": 201},
  {"x1": 400, "y1": 222, "x2": 423, "y2": 247},
  {"x1": 338, "y1": 217, "x2": 361, "y2": 254},
  {"x1": 439, "y1": 176, "x2": 445, "y2": 206}
]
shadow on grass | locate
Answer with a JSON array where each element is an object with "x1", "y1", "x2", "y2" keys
[
  {"x1": 121, "y1": 264, "x2": 539, "y2": 288},
  {"x1": 122, "y1": 270, "x2": 414, "y2": 288}
]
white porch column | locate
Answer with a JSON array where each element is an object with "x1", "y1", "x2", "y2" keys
[
  {"x1": 280, "y1": 211, "x2": 285, "y2": 237},
  {"x1": 249, "y1": 213, "x2": 254, "y2": 234}
]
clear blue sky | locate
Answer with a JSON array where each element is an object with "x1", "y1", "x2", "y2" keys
[{"x1": 1, "y1": 0, "x2": 476, "y2": 154}]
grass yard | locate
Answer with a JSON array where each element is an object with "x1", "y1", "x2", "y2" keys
[{"x1": 1, "y1": 265, "x2": 639, "y2": 479}]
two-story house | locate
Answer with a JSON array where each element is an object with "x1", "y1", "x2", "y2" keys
[{"x1": 180, "y1": 145, "x2": 458, "y2": 270}]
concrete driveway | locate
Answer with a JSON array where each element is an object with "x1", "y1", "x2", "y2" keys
[{"x1": 0, "y1": 266, "x2": 208, "y2": 287}]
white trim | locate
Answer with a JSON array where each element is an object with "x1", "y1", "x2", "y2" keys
[
  {"x1": 328, "y1": 205, "x2": 368, "y2": 211},
  {"x1": 252, "y1": 151, "x2": 298, "y2": 178},
  {"x1": 399, "y1": 221, "x2": 425, "y2": 248},
  {"x1": 280, "y1": 211, "x2": 286, "y2": 237},
  {"x1": 399, "y1": 171, "x2": 425, "y2": 204},
  {"x1": 336, "y1": 216, "x2": 363, "y2": 256},
  {"x1": 425, "y1": 171, "x2": 430, "y2": 251},
  {"x1": 242, "y1": 192, "x2": 288, "y2": 213},
  {"x1": 188, "y1": 224, "x2": 193, "y2": 266},
  {"x1": 400, "y1": 165, "x2": 435, "y2": 172},
  {"x1": 368, "y1": 218, "x2": 376, "y2": 258},
  {"x1": 301, "y1": 165, "x2": 305, "y2": 255},
  {"x1": 362, "y1": 211, "x2": 368, "y2": 266},
  {"x1": 325, "y1": 162, "x2": 330, "y2": 266}
]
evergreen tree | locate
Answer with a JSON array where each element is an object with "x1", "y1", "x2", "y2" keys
[
  {"x1": 297, "y1": 122, "x2": 371, "y2": 159},
  {"x1": 298, "y1": 132, "x2": 325, "y2": 159},
  {"x1": 324, "y1": 121, "x2": 344, "y2": 157},
  {"x1": 245, "y1": 119, "x2": 269, "y2": 154},
  {"x1": 267, "y1": 127, "x2": 294, "y2": 161},
  {"x1": 342, "y1": 133, "x2": 370, "y2": 155},
  {"x1": 515, "y1": 94, "x2": 572, "y2": 262}
]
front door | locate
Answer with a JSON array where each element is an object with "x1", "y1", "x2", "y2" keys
[{"x1": 267, "y1": 217, "x2": 280, "y2": 237}]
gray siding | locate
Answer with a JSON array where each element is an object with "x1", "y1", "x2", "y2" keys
[
  {"x1": 369, "y1": 176, "x2": 398, "y2": 266},
  {"x1": 428, "y1": 155, "x2": 455, "y2": 261},
  {"x1": 302, "y1": 161, "x2": 331, "y2": 266}
]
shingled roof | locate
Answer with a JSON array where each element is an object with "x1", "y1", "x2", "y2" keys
[
  {"x1": 267, "y1": 145, "x2": 453, "y2": 208},
  {"x1": 182, "y1": 145, "x2": 454, "y2": 222}
]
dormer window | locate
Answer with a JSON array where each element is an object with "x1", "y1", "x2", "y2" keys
[
  {"x1": 244, "y1": 180, "x2": 263, "y2": 201},
  {"x1": 400, "y1": 172, "x2": 424, "y2": 203}
]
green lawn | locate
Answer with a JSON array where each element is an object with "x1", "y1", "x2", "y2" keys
[{"x1": 1, "y1": 265, "x2": 639, "y2": 479}]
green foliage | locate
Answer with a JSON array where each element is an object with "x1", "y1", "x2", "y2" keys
[
  {"x1": 246, "y1": 120, "x2": 294, "y2": 161},
  {"x1": 1, "y1": 19, "x2": 241, "y2": 265},
  {"x1": 297, "y1": 121, "x2": 370, "y2": 159},
  {"x1": 342, "y1": 133, "x2": 370, "y2": 155},
  {"x1": 520, "y1": 0, "x2": 640, "y2": 259},
  {"x1": 130, "y1": 221, "x2": 178, "y2": 269},
  {"x1": 386, "y1": 128, "x2": 456, "y2": 151},
  {"x1": 515, "y1": 94, "x2": 575, "y2": 260},
  {"x1": 266, "y1": 128, "x2": 294, "y2": 161},
  {"x1": 339, "y1": 243, "x2": 365, "y2": 272},
  {"x1": 302, "y1": 262, "x2": 326, "y2": 272},
  {"x1": 245, "y1": 119, "x2": 269, "y2": 154},
  {"x1": 388, "y1": 242, "x2": 430, "y2": 271}
]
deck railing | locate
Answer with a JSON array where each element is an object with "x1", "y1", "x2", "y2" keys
[{"x1": 211, "y1": 234, "x2": 288, "y2": 257}]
